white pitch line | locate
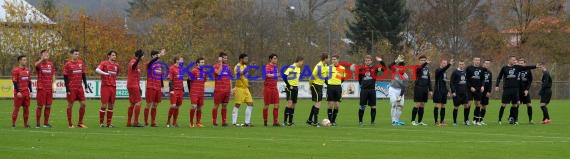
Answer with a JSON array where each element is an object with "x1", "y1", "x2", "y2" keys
[{"x1": 1, "y1": 129, "x2": 568, "y2": 144}]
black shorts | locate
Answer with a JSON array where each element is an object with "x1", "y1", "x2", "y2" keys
[
  {"x1": 310, "y1": 84, "x2": 324, "y2": 102},
  {"x1": 481, "y1": 92, "x2": 490, "y2": 105},
  {"x1": 286, "y1": 86, "x2": 299, "y2": 104},
  {"x1": 327, "y1": 85, "x2": 342, "y2": 102},
  {"x1": 468, "y1": 89, "x2": 482, "y2": 101},
  {"x1": 432, "y1": 89, "x2": 448, "y2": 104},
  {"x1": 413, "y1": 86, "x2": 429, "y2": 103},
  {"x1": 501, "y1": 88, "x2": 519, "y2": 104},
  {"x1": 519, "y1": 89, "x2": 531, "y2": 104},
  {"x1": 539, "y1": 89, "x2": 552, "y2": 104},
  {"x1": 359, "y1": 89, "x2": 376, "y2": 106},
  {"x1": 453, "y1": 93, "x2": 468, "y2": 107}
]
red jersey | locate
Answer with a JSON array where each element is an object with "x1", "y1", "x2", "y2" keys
[
  {"x1": 97, "y1": 60, "x2": 119, "y2": 87},
  {"x1": 213, "y1": 63, "x2": 231, "y2": 92},
  {"x1": 146, "y1": 61, "x2": 163, "y2": 90},
  {"x1": 264, "y1": 63, "x2": 278, "y2": 89},
  {"x1": 169, "y1": 64, "x2": 183, "y2": 90},
  {"x1": 64, "y1": 59, "x2": 86, "y2": 89},
  {"x1": 12, "y1": 66, "x2": 31, "y2": 94},
  {"x1": 190, "y1": 67, "x2": 206, "y2": 97},
  {"x1": 36, "y1": 60, "x2": 55, "y2": 90},
  {"x1": 127, "y1": 58, "x2": 141, "y2": 88}
]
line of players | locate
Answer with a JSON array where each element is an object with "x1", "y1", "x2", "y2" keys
[
  {"x1": 404, "y1": 55, "x2": 552, "y2": 127},
  {"x1": 10, "y1": 49, "x2": 553, "y2": 128}
]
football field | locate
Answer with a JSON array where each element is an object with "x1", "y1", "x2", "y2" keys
[{"x1": 1, "y1": 99, "x2": 568, "y2": 159}]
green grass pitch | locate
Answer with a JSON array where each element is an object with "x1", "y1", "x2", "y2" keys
[{"x1": 1, "y1": 99, "x2": 568, "y2": 159}]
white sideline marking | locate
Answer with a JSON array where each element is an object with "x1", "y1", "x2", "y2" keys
[{"x1": 1, "y1": 129, "x2": 568, "y2": 143}]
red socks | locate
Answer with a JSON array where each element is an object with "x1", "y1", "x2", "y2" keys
[
  {"x1": 36, "y1": 107, "x2": 42, "y2": 125},
  {"x1": 23, "y1": 106, "x2": 29, "y2": 126},
  {"x1": 273, "y1": 108, "x2": 279, "y2": 124},
  {"x1": 173, "y1": 108, "x2": 179, "y2": 125},
  {"x1": 151, "y1": 108, "x2": 157, "y2": 125},
  {"x1": 190, "y1": 108, "x2": 196, "y2": 125},
  {"x1": 11, "y1": 105, "x2": 19, "y2": 126},
  {"x1": 212, "y1": 108, "x2": 218, "y2": 125},
  {"x1": 127, "y1": 106, "x2": 133, "y2": 125},
  {"x1": 78, "y1": 106, "x2": 85, "y2": 124},
  {"x1": 197, "y1": 109, "x2": 202, "y2": 124},
  {"x1": 66, "y1": 107, "x2": 72, "y2": 126},
  {"x1": 106, "y1": 109, "x2": 113, "y2": 125},
  {"x1": 221, "y1": 107, "x2": 227, "y2": 124},
  {"x1": 263, "y1": 108, "x2": 269, "y2": 124},
  {"x1": 44, "y1": 107, "x2": 51, "y2": 125},
  {"x1": 167, "y1": 108, "x2": 173, "y2": 124},
  {"x1": 144, "y1": 108, "x2": 150, "y2": 125},
  {"x1": 99, "y1": 109, "x2": 106, "y2": 124},
  {"x1": 134, "y1": 105, "x2": 141, "y2": 124}
]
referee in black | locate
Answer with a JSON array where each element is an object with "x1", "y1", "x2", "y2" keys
[
  {"x1": 411, "y1": 55, "x2": 432, "y2": 126},
  {"x1": 495, "y1": 56, "x2": 538, "y2": 125}
]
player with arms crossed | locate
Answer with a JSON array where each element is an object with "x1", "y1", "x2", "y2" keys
[
  {"x1": 64, "y1": 49, "x2": 92, "y2": 128},
  {"x1": 11, "y1": 55, "x2": 32, "y2": 128},
  {"x1": 34, "y1": 50, "x2": 55, "y2": 128}
]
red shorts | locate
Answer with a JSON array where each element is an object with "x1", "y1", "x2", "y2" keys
[
  {"x1": 214, "y1": 90, "x2": 230, "y2": 105},
  {"x1": 66, "y1": 87, "x2": 86, "y2": 103},
  {"x1": 36, "y1": 89, "x2": 53, "y2": 106},
  {"x1": 101, "y1": 86, "x2": 117, "y2": 104},
  {"x1": 146, "y1": 89, "x2": 162, "y2": 103},
  {"x1": 191, "y1": 95, "x2": 204, "y2": 106},
  {"x1": 169, "y1": 90, "x2": 183, "y2": 106},
  {"x1": 127, "y1": 87, "x2": 142, "y2": 103},
  {"x1": 264, "y1": 87, "x2": 280, "y2": 105},
  {"x1": 14, "y1": 93, "x2": 30, "y2": 107}
]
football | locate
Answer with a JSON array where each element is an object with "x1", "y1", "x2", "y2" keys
[{"x1": 321, "y1": 119, "x2": 331, "y2": 127}]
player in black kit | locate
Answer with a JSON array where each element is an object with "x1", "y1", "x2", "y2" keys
[
  {"x1": 433, "y1": 59, "x2": 453, "y2": 126},
  {"x1": 465, "y1": 57, "x2": 485, "y2": 126},
  {"x1": 479, "y1": 60, "x2": 492, "y2": 125},
  {"x1": 517, "y1": 58, "x2": 534, "y2": 124},
  {"x1": 538, "y1": 63, "x2": 551, "y2": 124},
  {"x1": 495, "y1": 56, "x2": 538, "y2": 125},
  {"x1": 411, "y1": 55, "x2": 432, "y2": 126},
  {"x1": 450, "y1": 60, "x2": 469, "y2": 126}
]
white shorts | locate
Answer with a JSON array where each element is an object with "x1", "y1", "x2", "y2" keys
[{"x1": 389, "y1": 87, "x2": 405, "y2": 106}]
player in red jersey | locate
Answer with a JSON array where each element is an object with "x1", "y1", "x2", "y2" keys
[
  {"x1": 263, "y1": 54, "x2": 280, "y2": 127},
  {"x1": 188, "y1": 57, "x2": 207, "y2": 128},
  {"x1": 96, "y1": 51, "x2": 120, "y2": 128},
  {"x1": 34, "y1": 50, "x2": 55, "y2": 128},
  {"x1": 12, "y1": 55, "x2": 32, "y2": 128},
  {"x1": 212, "y1": 52, "x2": 231, "y2": 127},
  {"x1": 126, "y1": 49, "x2": 145, "y2": 127},
  {"x1": 166, "y1": 55, "x2": 184, "y2": 128},
  {"x1": 144, "y1": 49, "x2": 165, "y2": 127},
  {"x1": 64, "y1": 49, "x2": 92, "y2": 128}
]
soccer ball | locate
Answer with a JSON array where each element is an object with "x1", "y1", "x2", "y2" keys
[{"x1": 321, "y1": 119, "x2": 331, "y2": 127}]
